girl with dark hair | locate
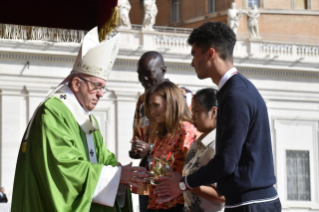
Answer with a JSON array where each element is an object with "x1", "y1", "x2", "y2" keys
[
  {"x1": 182, "y1": 88, "x2": 224, "y2": 212},
  {"x1": 144, "y1": 81, "x2": 199, "y2": 212}
]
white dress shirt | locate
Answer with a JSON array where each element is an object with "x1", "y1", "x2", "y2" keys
[{"x1": 218, "y1": 67, "x2": 238, "y2": 91}]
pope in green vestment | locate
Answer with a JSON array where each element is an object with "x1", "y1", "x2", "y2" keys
[
  {"x1": 11, "y1": 86, "x2": 132, "y2": 212},
  {"x1": 11, "y1": 27, "x2": 147, "y2": 212}
]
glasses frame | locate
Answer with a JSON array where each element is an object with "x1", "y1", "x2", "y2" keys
[{"x1": 78, "y1": 77, "x2": 108, "y2": 94}]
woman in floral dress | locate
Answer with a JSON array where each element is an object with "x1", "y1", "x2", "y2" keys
[{"x1": 144, "y1": 81, "x2": 199, "y2": 212}]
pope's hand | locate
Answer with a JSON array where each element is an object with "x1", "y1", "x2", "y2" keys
[
  {"x1": 154, "y1": 172, "x2": 183, "y2": 203},
  {"x1": 119, "y1": 162, "x2": 148, "y2": 188}
]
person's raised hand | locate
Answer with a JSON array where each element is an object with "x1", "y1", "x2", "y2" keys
[
  {"x1": 129, "y1": 139, "x2": 141, "y2": 159},
  {"x1": 119, "y1": 162, "x2": 148, "y2": 188},
  {"x1": 154, "y1": 172, "x2": 183, "y2": 203},
  {"x1": 134, "y1": 136, "x2": 150, "y2": 158}
]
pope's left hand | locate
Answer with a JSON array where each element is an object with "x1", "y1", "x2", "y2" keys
[{"x1": 154, "y1": 172, "x2": 183, "y2": 203}]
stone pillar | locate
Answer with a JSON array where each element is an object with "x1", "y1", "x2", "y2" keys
[
  {"x1": 141, "y1": 31, "x2": 156, "y2": 51},
  {"x1": 249, "y1": 38, "x2": 262, "y2": 57},
  {"x1": 113, "y1": 90, "x2": 140, "y2": 165},
  {"x1": 0, "y1": 85, "x2": 27, "y2": 202}
]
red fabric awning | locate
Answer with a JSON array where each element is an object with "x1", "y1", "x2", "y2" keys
[{"x1": 0, "y1": 0, "x2": 118, "y2": 32}]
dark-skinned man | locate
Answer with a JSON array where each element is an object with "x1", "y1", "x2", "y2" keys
[{"x1": 128, "y1": 51, "x2": 192, "y2": 212}]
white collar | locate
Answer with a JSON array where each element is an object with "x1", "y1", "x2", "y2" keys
[
  {"x1": 54, "y1": 85, "x2": 99, "y2": 134},
  {"x1": 218, "y1": 67, "x2": 238, "y2": 91},
  {"x1": 199, "y1": 129, "x2": 215, "y2": 147},
  {"x1": 63, "y1": 85, "x2": 91, "y2": 115},
  {"x1": 24, "y1": 83, "x2": 93, "y2": 140}
]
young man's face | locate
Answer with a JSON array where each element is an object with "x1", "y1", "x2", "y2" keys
[{"x1": 191, "y1": 44, "x2": 212, "y2": 79}]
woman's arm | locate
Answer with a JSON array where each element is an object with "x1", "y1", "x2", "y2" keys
[{"x1": 189, "y1": 185, "x2": 225, "y2": 203}]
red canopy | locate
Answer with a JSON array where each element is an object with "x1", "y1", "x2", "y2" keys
[{"x1": 0, "y1": 0, "x2": 118, "y2": 32}]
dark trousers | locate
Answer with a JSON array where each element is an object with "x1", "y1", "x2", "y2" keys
[
  {"x1": 225, "y1": 198, "x2": 281, "y2": 212},
  {"x1": 139, "y1": 195, "x2": 155, "y2": 212},
  {"x1": 139, "y1": 195, "x2": 184, "y2": 212}
]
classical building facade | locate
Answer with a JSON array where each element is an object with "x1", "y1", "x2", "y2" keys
[
  {"x1": 0, "y1": 19, "x2": 318, "y2": 212},
  {"x1": 130, "y1": 0, "x2": 319, "y2": 43}
]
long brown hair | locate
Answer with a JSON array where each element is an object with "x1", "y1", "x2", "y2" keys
[{"x1": 145, "y1": 81, "x2": 192, "y2": 139}]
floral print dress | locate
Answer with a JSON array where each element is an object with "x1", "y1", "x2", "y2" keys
[{"x1": 147, "y1": 121, "x2": 199, "y2": 210}]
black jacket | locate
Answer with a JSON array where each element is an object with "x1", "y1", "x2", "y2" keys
[
  {"x1": 187, "y1": 73, "x2": 277, "y2": 207},
  {"x1": 0, "y1": 193, "x2": 8, "y2": 203}
]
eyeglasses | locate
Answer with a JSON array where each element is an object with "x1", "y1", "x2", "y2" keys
[{"x1": 78, "y1": 77, "x2": 108, "y2": 94}]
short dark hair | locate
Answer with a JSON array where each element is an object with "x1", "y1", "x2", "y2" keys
[
  {"x1": 188, "y1": 21, "x2": 236, "y2": 61},
  {"x1": 139, "y1": 51, "x2": 165, "y2": 67},
  {"x1": 193, "y1": 88, "x2": 218, "y2": 113}
]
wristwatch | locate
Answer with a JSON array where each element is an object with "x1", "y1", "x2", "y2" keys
[{"x1": 179, "y1": 176, "x2": 188, "y2": 191}]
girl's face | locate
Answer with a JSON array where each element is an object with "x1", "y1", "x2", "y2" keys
[
  {"x1": 191, "y1": 99, "x2": 217, "y2": 133},
  {"x1": 148, "y1": 92, "x2": 167, "y2": 123}
]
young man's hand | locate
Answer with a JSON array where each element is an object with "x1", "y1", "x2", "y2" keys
[{"x1": 154, "y1": 172, "x2": 183, "y2": 203}]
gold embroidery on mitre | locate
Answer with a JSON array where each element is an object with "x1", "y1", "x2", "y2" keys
[{"x1": 22, "y1": 142, "x2": 27, "y2": 153}]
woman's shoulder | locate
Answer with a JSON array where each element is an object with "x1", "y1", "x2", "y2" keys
[
  {"x1": 178, "y1": 121, "x2": 199, "y2": 138},
  {"x1": 180, "y1": 121, "x2": 197, "y2": 132}
]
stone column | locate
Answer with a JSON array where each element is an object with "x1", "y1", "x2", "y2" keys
[
  {"x1": 113, "y1": 90, "x2": 140, "y2": 165},
  {"x1": 0, "y1": 85, "x2": 27, "y2": 201}
]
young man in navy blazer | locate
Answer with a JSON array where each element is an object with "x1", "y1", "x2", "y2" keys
[{"x1": 154, "y1": 21, "x2": 281, "y2": 212}]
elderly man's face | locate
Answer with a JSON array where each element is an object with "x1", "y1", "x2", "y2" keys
[
  {"x1": 137, "y1": 57, "x2": 165, "y2": 90},
  {"x1": 73, "y1": 75, "x2": 106, "y2": 111},
  {"x1": 0, "y1": 188, "x2": 4, "y2": 193}
]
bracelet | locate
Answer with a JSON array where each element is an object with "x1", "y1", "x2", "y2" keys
[{"x1": 149, "y1": 144, "x2": 154, "y2": 152}]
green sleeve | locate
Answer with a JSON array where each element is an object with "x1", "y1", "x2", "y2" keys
[
  {"x1": 25, "y1": 98, "x2": 103, "y2": 212},
  {"x1": 92, "y1": 124, "x2": 118, "y2": 167}
]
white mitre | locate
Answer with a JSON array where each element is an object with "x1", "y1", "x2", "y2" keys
[{"x1": 72, "y1": 27, "x2": 120, "y2": 81}]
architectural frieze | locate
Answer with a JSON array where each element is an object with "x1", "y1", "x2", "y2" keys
[
  {"x1": 0, "y1": 24, "x2": 85, "y2": 43},
  {"x1": 239, "y1": 68, "x2": 319, "y2": 79},
  {"x1": 0, "y1": 52, "x2": 75, "y2": 63}
]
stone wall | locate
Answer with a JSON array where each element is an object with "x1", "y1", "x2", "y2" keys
[
  {"x1": 313, "y1": 0, "x2": 319, "y2": 9},
  {"x1": 129, "y1": 0, "x2": 144, "y2": 25},
  {"x1": 259, "y1": 14, "x2": 319, "y2": 37},
  {"x1": 155, "y1": 0, "x2": 170, "y2": 26},
  {"x1": 264, "y1": 0, "x2": 293, "y2": 9}
]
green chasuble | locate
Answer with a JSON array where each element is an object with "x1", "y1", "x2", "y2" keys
[{"x1": 11, "y1": 94, "x2": 133, "y2": 212}]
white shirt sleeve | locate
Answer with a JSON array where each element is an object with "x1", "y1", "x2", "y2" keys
[{"x1": 92, "y1": 165, "x2": 122, "y2": 206}]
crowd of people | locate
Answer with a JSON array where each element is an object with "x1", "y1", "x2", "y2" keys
[
  {"x1": 130, "y1": 21, "x2": 281, "y2": 212},
  {"x1": 9, "y1": 21, "x2": 281, "y2": 212}
]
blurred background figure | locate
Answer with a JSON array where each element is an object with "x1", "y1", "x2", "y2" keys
[{"x1": 0, "y1": 187, "x2": 8, "y2": 203}]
